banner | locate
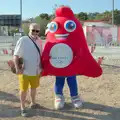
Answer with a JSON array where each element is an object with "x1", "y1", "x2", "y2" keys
[{"x1": 86, "y1": 26, "x2": 118, "y2": 46}]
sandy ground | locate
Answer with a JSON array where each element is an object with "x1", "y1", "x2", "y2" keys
[
  {"x1": 0, "y1": 44, "x2": 120, "y2": 120},
  {"x1": 0, "y1": 58, "x2": 120, "y2": 120}
]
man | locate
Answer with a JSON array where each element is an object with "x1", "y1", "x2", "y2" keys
[{"x1": 13, "y1": 23, "x2": 42, "y2": 117}]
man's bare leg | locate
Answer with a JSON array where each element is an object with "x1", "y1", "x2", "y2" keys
[
  {"x1": 30, "y1": 88, "x2": 36, "y2": 105},
  {"x1": 20, "y1": 91, "x2": 27, "y2": 110}
]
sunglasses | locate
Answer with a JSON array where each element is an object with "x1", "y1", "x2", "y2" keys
[{"x1": 32, "y1": 29, "x2": 40, "y2": 33}]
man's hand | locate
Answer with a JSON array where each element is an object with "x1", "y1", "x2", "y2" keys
[
  {"x1": 13, "y1": 55, "x2": 24, "y2": 74},
  {"x1": 16, "y1": 68, "x2": 24, "y2": 74}
]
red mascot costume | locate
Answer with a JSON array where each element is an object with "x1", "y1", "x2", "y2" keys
[{"x1": 42, "y1": 6, "x2": 102, "y2": 77}]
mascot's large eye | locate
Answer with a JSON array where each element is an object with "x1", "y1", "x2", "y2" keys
[
  {"x1": 49, "y1": 22, "x2": 58, "y2": 33},
  {"x1": 64, "y1": 20, "x2": 76, "y2": 32}
]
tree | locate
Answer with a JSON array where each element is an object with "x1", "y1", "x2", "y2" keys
[
  {"x1": 39, "y1": 13, "x2": 50, "y2": 20},
  {"x1": 77, "y1": 12, "x2": 88, "y2": 21},
  {"x1": 22, "y1": 23, "x2": 29, "y2": 35},
  {"x1": 35, "y1": 16, "x2": 50, "y2": 36},
  {"x1": 95, "y1": 13, "x2": 104, "y2": 20},
  {"x1": 114, "y1": 9, "x2": 120, "y2": 25},
  {"x1": 103, "y1": 11, "x2": 111, "y2": 21},
  {"x1": 88, "y1": 12, "x2": 99, "y2": 20}
]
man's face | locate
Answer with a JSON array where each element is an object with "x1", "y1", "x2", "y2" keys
[{"x1": 29, "y1": 25, "x2": 40, "y2": 38}]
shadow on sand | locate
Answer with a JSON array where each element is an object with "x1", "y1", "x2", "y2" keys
[
  {"x1": 0, "y1": 91, "x2": 20, "y2": 118},
  {"x1": 0, "y1": 93, "x2": 120, "y2": 120},
  {"x1": 26, "y1": 102, "x2": 120, "y2": 120},
  {"x1": 0, "y1": 91, "x2": 19, "y2": 102}
]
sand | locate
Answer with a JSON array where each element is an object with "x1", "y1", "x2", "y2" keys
[{"x1": 0, "y1": 58, "x2": 120, "y2": 120}]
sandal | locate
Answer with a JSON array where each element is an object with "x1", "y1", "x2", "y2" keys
[{"x1": 21, "y1": 109, "x2": 29, "y2": 117}]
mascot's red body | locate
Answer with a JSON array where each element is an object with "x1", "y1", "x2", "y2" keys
[{"x1": 42, "y1": 6, "x2": 102, "y2": 77}]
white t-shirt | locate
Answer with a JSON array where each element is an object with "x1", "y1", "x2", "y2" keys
[{"x1": 14, "y1": 36, "x2": 42, "y2": 76}]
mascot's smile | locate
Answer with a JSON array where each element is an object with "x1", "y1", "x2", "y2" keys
[{"x1": 55, "y1": 33, "x2": 69, "y2": 40}]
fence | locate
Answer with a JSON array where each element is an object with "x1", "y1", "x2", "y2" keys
[
  {"x1": 0, "y1": 34, "x2": 120, "y2": 68},
  {"x1": 0, "y1": 35, "x2": 20, "y2": 61}
]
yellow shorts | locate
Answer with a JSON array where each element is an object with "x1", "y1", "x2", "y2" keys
[{"x1": 18, "y1": 74, "x2": 40, "y2": 92}]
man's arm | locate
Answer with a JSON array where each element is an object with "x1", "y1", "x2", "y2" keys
[{"x1": 13, "y1": 37, "x2": 24, "y2": 74}]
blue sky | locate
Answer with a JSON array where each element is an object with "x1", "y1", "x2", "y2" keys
[{"x1": 0, "y1": 0, "x2": 120, "y2": 20}]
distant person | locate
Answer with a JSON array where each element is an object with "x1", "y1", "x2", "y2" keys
[
  {"x1": 13, "y1": 23, "x2": 42, "y2": 117},
  {"x1": 91, "y1": 43, "x2": 96, "y2": 53}
]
